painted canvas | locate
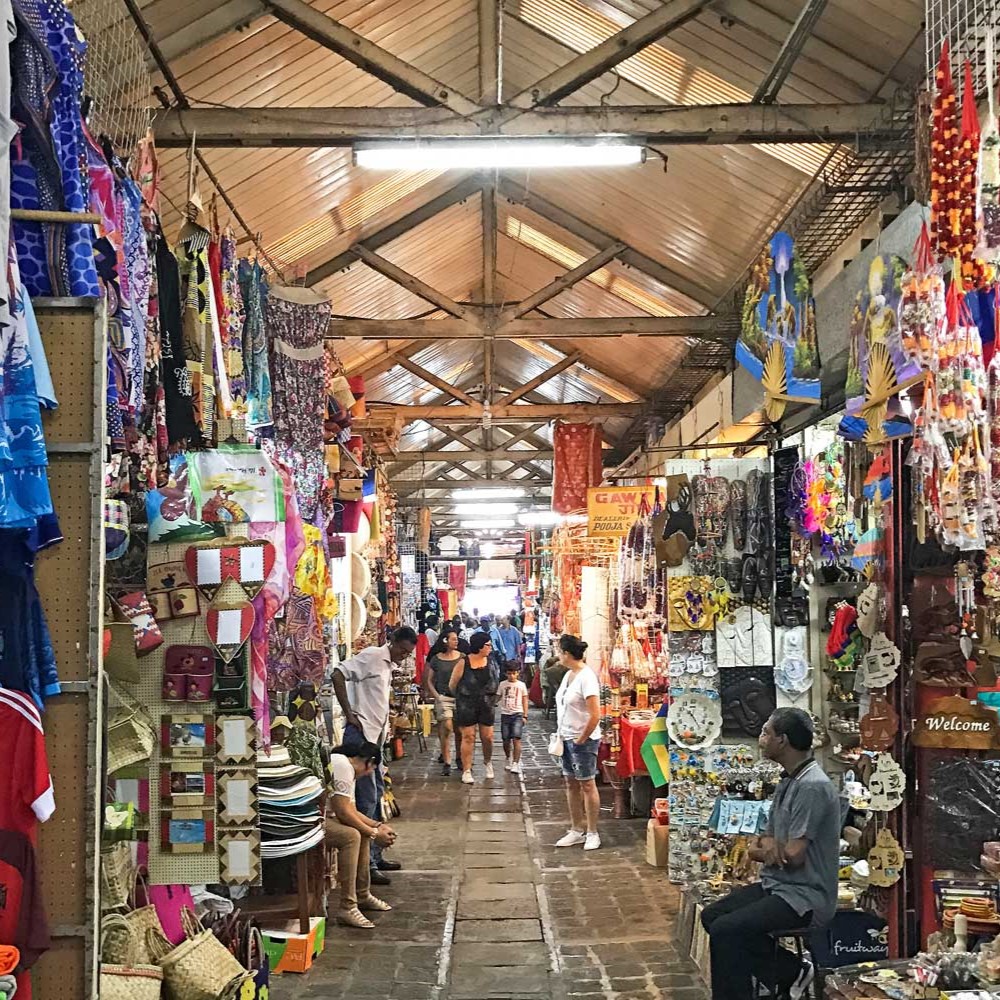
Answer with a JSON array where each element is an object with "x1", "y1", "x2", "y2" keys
[{"x1": 737, "y1": 231, "x2": 821, "y2": 422}]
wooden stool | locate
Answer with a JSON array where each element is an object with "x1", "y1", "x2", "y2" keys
[{"x1": 756, "y1": 928, "x2": 820, "y2": 999}]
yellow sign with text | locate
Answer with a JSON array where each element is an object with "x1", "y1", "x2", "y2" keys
[{"x1": 587, "y1": 486, "x2": 655, "y2": 537}]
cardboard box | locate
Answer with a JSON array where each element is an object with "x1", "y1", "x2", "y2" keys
[
  {"x1": 261, "y1": 916, "x2": 326, "y2": 974},
  {"x1": 646, "y1": 819, "x2": 669, "y2": 868}
]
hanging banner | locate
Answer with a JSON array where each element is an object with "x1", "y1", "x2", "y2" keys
[
  {"x1": 736, "y1": 231, "x2": 821, "y2": 423},
  {"x1": 587, "y1": 486, "x2": 655, "y2": 537}
]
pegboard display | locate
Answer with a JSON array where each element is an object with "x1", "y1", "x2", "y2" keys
[
  {"x1": 32, "y1": 300, "x2": 106, "y2": 1000},
  {"x1": 926, "y1": 0, "x2": 996, "y2": 95}
]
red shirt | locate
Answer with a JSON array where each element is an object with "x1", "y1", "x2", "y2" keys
[
  {"x1": 0, "y1": 830, "x2": 50, "y2": 1000},
  {"x1": 0, "y1": 690, "x2": 55, "y2": 841}
]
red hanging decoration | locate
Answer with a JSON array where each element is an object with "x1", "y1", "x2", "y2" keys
[
  {"x1": 931, "y1": 41, "x2": 959, "y2": 261},
  {"x1": 959, "y1": 59, "x2": 984, "y2": 287},
  {"x1": 552, "y1": 421, "x2": 603, "y2": 514}
]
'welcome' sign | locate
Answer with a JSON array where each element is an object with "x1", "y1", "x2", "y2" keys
[{"x1": 912, "y1": 695, "x2": 1000, "y2": 750}]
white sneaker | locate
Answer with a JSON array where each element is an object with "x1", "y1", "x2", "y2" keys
[
  {"x1": 584, "y1": 832, "x2": 602, "y2": 851},
  {"x1": 789, "y1": 958, "x2": 815, "y2": 1000},
  {"x1": 511, "y1": 762, "x2": 521, "y2": 774},
  {"x1": 485, "y1": 763, "x2": 495, "y2": 779},
  {"x1": 555, "y1": 829, "x2": 587, "y2": 848},
  {"x1": 504, "y1": 760, "x2": 513, "y2": 771},
  {"x1": 462, "y1": 770, "x2": 474, "y2": 784}
]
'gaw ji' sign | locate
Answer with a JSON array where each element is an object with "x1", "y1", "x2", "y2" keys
[
  {"x1": 587, "y1": 487, "x2": 655, "y2": 538},
  {"x1": 912, "y1": 695, "x2": 1000, "y2": 750}
]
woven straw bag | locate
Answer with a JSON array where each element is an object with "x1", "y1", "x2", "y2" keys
[
  {"x1": 101, "y1": 963, "x2": 164, "y2": 1000},
  {"x1": 100, "y1": 912, "x2": 163, "y2": 1000},
  {"x1": 100, "y1": 843, "x2": 134, "y2": 912},
  {"x1": 148, "y1": 907, "x2": 251, "y2": 1000},
  {"x1": 124, "y1": 870, "x2": 166, "y2": 964},
  {"x1": 106, "y1": 702, "x2": 155, "y2": 774}
]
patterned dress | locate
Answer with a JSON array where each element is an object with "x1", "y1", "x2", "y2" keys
[{"x1": 265, "y1": 292, "x2": 332, "y2": 521}]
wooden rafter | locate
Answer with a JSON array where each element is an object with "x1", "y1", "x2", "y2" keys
[
  {"x1": 392, "y1": 476, "x2": 551, "y2": 491},
  {"x1": 329, "y1": 314, "x2": 727, "y2": 340},
  {"x1": 478, "y1": 0, "x2": 501, "y2": 106},
  {"x1": 392, "y1": 355, "x2": 481, "y2": 406},
  {"x1": 506, "y1": 0, "x2": 711, "y2": 109},
  {"x1": 307, "y1": 175, "x2": 481, "y2": 285},
  {"x1": 496, "y1": 353, "x2": 581, "y2": 405},
  {"x1": 260, "y1": 0, "x2": 482, "y2": 115},
  {"x1": 152, "y1": 103, "x2": 902, "y2": 149},
  {"x1": 394, "y1": 448, "x2": 553, "y2": 462},
  {"x1": 350, "y1": 244, "x2": 479, "y2": 323},
  {"x1": 499, "y1": 177, "x2": 715, "y2": 307},
  {"x1": 498, "y1": 245, "x2": 625, "y2": 322},
  {"x1": 372, "y1": 402, "x2": 642, "y2": 421}
]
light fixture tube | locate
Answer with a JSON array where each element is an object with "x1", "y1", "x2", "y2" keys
[{"x1": 355, "y1": 142, "x2": 645, "y2": 171}]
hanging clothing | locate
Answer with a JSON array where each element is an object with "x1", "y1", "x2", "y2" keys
[
  {"x1": 0, "y1": 687, "x2": 54, "y2": 838},
  {"x1": 218, "y1": 232, "x2": 246, "y2": 412},
  {"x1": 10, "y1": 0, "x2": 98, "y2": 298},
  {"x1": 175, "y1": 228, "x2": 215, "y2": 441},
  {"x1": 266, "y1": 290, "x2": 332, "y2": 520},
  {"x1": 241, "y1": 259, "x2": 271, "y2": 430},
  {"x1": 1, "y1": 251, "x2": 53, "y2": 529}
]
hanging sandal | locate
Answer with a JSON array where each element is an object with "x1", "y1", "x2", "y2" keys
[
  {"x1": 358, "y1": 893, "x2": 392, "y2": 912},
  {"x1": 338, "y1": 907, "x2": 375, "y2": 929}
]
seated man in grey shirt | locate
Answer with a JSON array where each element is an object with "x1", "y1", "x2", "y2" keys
[{"x1": 701, "y1": 708, "x2": 839, "y2": 1000}]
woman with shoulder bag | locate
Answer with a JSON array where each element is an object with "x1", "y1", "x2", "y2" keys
[
  {"x1": 449, "y1": 632, "x2": 497, "y2": 785},
  {"x1": 553, "y1": 634, "x2": 602, "y2": 851}
]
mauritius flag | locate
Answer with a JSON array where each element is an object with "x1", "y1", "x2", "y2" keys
[{"x1": 640, "y1": 701, "x2": 670, "y2": 787}]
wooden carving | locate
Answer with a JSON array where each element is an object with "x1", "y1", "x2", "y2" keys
[
  {"x1": 912, "y1": 695, "x2": 1000, "y2": 750},
  {"x1": 868, "y1": 829, "x2": 904, "y2": 887},
  {"x1": 860, "y1": 693, "x2": 898, "y2": 752}
]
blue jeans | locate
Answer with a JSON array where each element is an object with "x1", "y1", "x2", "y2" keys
[{"x1": 345, "y1": 724, "x2": 384, "y2": 867}]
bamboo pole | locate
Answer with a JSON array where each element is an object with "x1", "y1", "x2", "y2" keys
[{"x1": 11, "y1": 209, "x2": 103, "y2": 224}]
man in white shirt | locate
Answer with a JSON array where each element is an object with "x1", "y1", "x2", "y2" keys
[{"x1": 333, "y1": 627, "x2": 417, "y2": 884}]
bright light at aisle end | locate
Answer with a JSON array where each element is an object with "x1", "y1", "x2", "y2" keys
[
  {"x1": 460, "y1": 519, "x2": 516, "y2": 529},
  {"x1": 453, "y1": 502, "x2": 520, "y2": 516},
  {"x1": 450, "y1": 487, "x2": 526, "y2": 499},
  {"x1": 517, "y1": 511, "x2": 564, "y2": 526},
  {"x1": 355, "y1": 142, "x2": 646, "y2": 170}
]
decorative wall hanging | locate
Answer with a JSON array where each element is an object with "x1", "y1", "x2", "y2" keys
[
  {"x1": 720, "y1": 666, "x2": 776, "y2": 738},
  {"x1": 162, "y1": 714, "x2": 215, "y2": 758},
  {"x1": 913, "y1": 641, "x2": 972, "y2": 687},
  {"x1": 188, "y1": 443, "x2": 285, "y2": 523},
  {"x1": 775, "y1": 629, "x2": 812, "y2": 695},
  {"x1": 146, "y1": 454, "x2": 225, "y2": 544},
  {"x1": 185, "y1": 538, "x2": 276, "y2": 601},
  {"x1": 161, "y1": 763, "x2": 213, "y2": 807},
  {"x1": 219, "y1": 830, "x2": 261, "y2": 885},
  {"x1": 858, "y1": 632, "x2": 900, "y2": 689},
  {"x1": 553, "y1": 422, "x2": 602, "y2": 514},
  {"x1": 217, "y1": 716, "x2": 257, "y2": 764},
  {"x1": 217, "y1": 769, "x2": 259, "y2": 824},
  {"x1": 913, "y1": 695, "x2": 1000, "y2": 749},
  {"x1": 146, "y1": 558, "x2": 200, "y2": 622},
  {"x1": 666, "y1": 691, "x2": 722, "y2": 750},
  {"x1": 860, "y1": 693, "x2": 899, "y2": 751},
  {"x1": 856, "y1": 583, "x2": 882, "y2": 638},
  {"x1": 206, "y1": 601, "x2": 256, "y2": 663},
  {"x1": 867, "y1": 753, "x2": 905, "y2": 812},
  {"x1": 668, "y1": 577, "x2": 715, "y2": 631},
  {"x1": 842, "y1": 256, "x2": 920, "y2": 443},
  {"x1": 737, "y1": 231, "x2": 821, "y2": 422},
  {"x1": 867, "y1": 828, "x2": 905, "y2": 887},
  {"x1": 160, "y1": 808, "x2": 215, "y2": 854}
]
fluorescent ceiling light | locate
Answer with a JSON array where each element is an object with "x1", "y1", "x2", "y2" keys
[
  {"x1": 450, "y1": 487, "x2": 527, "y2": 500},
  {"x1": 454, "y1": 502, "x2": 520, "y2": 516},
  {"x1": 518, "y1": 511, "x2": 564, "y2": 526},
  {"x1": 355, "y1": 142, "x2": 645, "y2": 171},
  {"x1": 460, "y1": 519, "x2": 515, "y2": 530}
]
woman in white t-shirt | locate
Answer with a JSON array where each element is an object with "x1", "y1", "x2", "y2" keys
[{"x1": 553, "y1": 634, "x2": 602, "y2": 851}]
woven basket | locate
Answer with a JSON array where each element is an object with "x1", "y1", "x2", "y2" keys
[
  {"x1": 124, "y1": 869, "x2": 165, "y2": 964},
  {"x1": 107, "y1": 703, "x2": 155, "y2": 774},
  {"x1": 100, "y1": 963, "x2": 163, "y2": 1000},
  {"x1": 101, "y1": 913, "x2": 135, "y2": 965},
  {"x1": 150, "y1": 908, "x2": 250, "y2": 1000},
  {"x1": 100, "y1": 843, "x2": 134, "y2": 912}
]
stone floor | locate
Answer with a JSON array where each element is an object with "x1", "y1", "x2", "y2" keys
[{"x1": 282, "y1": 714, "x2": 709, "y2": 1000}]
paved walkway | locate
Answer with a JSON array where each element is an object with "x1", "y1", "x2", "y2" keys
[{"x1": 286, "y1": 715, "x2": 709, "y2": 1000}]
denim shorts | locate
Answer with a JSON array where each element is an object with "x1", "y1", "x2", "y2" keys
[
  {"x1": 501, "y1": 714, "x2": 524, "y2": 742},
  {"x1": 561, "y1": 737, "x2": 600, "y2": 781}
]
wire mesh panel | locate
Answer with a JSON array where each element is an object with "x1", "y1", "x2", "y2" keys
[
  {"x1": 926, "y1": 0, "x2": 997, "y2": 96},
  {"x1": 73, "y1": 0, "x2": 152, "y2": 152}
]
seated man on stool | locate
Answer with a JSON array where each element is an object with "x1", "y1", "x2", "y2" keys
[{"x1": 701, "y1": 708, "x2": 839, "y2": 1000}]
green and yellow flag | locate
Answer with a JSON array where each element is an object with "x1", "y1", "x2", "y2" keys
[{"x1": 640, "y1": 701, "x2": 670, "y2": 787}]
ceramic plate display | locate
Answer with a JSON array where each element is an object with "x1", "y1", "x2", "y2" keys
[
  {"x1": 350, "y1": 550, "x2": 371, "y2": 597},
  {"x1": 666, "y1": 692, "x2": 722, "y2": 750}
]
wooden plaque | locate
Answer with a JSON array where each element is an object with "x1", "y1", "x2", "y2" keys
[{"x1": 912, "y1": 695, "x2": 1000, "y2": 750}]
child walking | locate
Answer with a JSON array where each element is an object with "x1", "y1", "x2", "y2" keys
[{"x1": 497, "y1": 666, "x2": 529, "y2": 775}]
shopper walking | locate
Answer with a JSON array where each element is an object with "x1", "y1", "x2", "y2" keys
[
  {"x1": 325, "y1": 737, "x2": 397, "y2": 929},
  {"x1": 701, "y1": 708, "x2": 839, "y2": 1000},
  {"x1": 553, "y1": 634, "x2": 602, "y2": 851},
  {"x1": 450, "y1": 632, "x2": 498, "y2": 784},
  {"x1": 333, "y1": 626, "x2": 417, "y2": 885},
  {"x1": 423, "y1": 627, "x2": 464, "y2": 776},
  {"x1": 497, "y1": 664, "x2": 529, "y2": 774}
]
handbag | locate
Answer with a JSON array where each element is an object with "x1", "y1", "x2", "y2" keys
[
  {"x1": 101, "y1": 842, "x2": 134, "y2": 912},
  {"x1": 124, "y1": 868, "x2": 165, "y2": 965},
  {"x1": 148, "y1": 884, "x2": 197, "y2": 946},
  {"x1": 107, "y1": 695, "x2": 155, "y2": 775},
  {"x1": 146, "y1": 907, "x2": 250, "y2": 1000},
  {"x1": 548, "y1": 733, "x2": 564, "y2": 757},
  {"x1": 242, "y1": 924, "x2": 269, "y2": 1000}
]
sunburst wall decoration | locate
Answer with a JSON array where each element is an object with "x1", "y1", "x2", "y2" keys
[{"x1": 737, "y1": 231, "x2": 821, "y2": 423}]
